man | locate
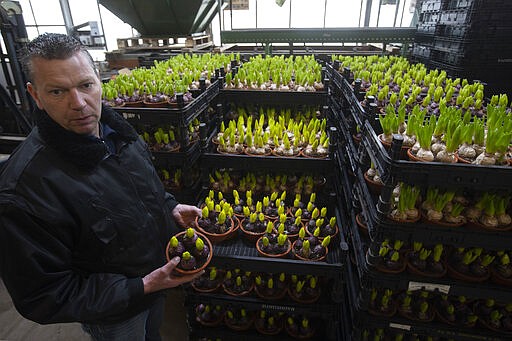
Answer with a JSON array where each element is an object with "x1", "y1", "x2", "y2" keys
[{"x1": 0, "y1": 33, "x2": 202, "y2": 340}]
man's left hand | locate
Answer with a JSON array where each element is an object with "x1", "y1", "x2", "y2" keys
[{"x1": 171, "y1": 204, "x2": 201, "y2": 228}]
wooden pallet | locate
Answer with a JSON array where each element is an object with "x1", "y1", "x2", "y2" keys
[{"x1": 116, "y1": 34, "x2": 212, "y2": 51}]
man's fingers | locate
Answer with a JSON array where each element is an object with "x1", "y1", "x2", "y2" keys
[
  {"x1": 164, "y1": 256, "x2": 180, "y2": 273},
  {"x1": 172, "y1": 270, "x2": 205, "y2": 286}
]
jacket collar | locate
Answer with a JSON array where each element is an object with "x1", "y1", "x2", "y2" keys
[{"x1": 35, "y1": 105, "x2": 139, "y2": 170}]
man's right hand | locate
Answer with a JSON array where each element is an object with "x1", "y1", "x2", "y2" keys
[{"x1": 142, "y1": 257, "x2": 204, "y2": 294}]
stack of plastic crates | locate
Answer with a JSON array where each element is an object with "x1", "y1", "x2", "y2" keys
[{"x1": 413, "y1": 0, "x2": 512, "y2": 96}]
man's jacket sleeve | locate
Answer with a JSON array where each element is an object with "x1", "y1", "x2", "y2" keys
[{"x1": 0, "y1": 205, "x2": 145, "y2": 324}]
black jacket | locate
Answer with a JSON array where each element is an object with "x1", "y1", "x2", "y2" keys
[{"x1": 0, "y1": 106, "x2": 179, "y2": 324}]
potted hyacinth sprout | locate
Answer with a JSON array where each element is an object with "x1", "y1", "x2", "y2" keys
[
  {"x1": 256, "y1": 224, "x2": 292, "y2": 258},
  {"x1": 389, "y1": 183, "x2": 421, "y2": 223},
  {"x1": 288, "y1": 274, "x2": 321, "y2": 303},
  {"x1": 166, "y1": 228, "x2": 212, "y2": 275}
]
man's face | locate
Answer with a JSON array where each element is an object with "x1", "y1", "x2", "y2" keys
[{"x1": 27, "y1": 52, "x2": 102, "y2": 137}]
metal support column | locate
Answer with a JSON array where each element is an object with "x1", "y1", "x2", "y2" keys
[{"x1": 59, "y1": 0, "x2": 74, "y2": 36}]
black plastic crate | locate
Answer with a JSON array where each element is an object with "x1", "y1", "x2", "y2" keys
[
  {"x1": 442, "y1": 0, "x2": 477, "y2": 10},
  {"x1": 412, "y1": 44, "x2": 433, "y2": 59},
  {"x1": 208, "y1": 212, "x2": 348, "y2": 280},
  {"x1": 112, "y1": 79, "x2": 220, "y2": 127},
  {"x1": 219, "y1": 88, "x2": 328, "y2": 107},
  {"x1": 346, "y1": 199, "x2": 512, "y2": 304},
  {"x1": 431, "y1": 49, "x2": 466, "y2": 66},
  {"x1": 419, "y1": 11, "x2": 441, "y2": 24},
  {"x1": 421, "y1": 0, "x2": 443, "y2": 13},
  {"x1": 436, "y1": 23, "x2": 471, "y2": 38},
  {"x1": 416, "y1": 23, "x2": 438, "y2": 36},
  {"x1": 186, "y1": 291, "x2": 340, "y2": 317},
  {"x1": 188, "y1": 314, "x2": 340, "y2": 341},
  {"x1": 439, "y1": 9, "x2": 474, "y2": 25}
]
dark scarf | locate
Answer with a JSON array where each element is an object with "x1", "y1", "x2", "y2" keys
[{"x1": 35, "y1": 106, "x2": 139, "y2": 170}]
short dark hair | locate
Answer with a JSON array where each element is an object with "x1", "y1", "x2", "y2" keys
[{"x1": 20, "y1": 33, "x2": 96, "y2": 81}]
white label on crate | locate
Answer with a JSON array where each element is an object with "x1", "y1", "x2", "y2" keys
[
  {"x1": 389, "y1": 323, "x2": 411, "y2": 331},
  {"x1": 408, "y1": 281, "x2": 450, "y2": 294}
]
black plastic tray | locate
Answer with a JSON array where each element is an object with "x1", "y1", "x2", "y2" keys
[
  {"x1": 186, "y1": 291, "x2": 339, "y2": 317},
  {"x1": 112, "y1": 79, "x2": 220, "y2": 127},
  {"x1": 349, "y1": 149, "x2": 512, "y2": 250},
  {"x1": 188, "y1": 316, "x2": 340, "y2": 341},
  {"x1": 346, "y1": 191, "x2": 512, "y2": 302},
  {"x1": 346, "y1": 236, "x2": 512, "y2": 341},
  {"x1": 359, "y1": 121, "x2": 512, "y2": 190},
  {"x1": 208, "y1": 207, "x2": 348, "y2": 281},
  {"x1": 201, "y1": 150, "x2": 335, "y2": 174},
  {"x1": 219, "y1": 88, "x2": 328, "y2": 106}
]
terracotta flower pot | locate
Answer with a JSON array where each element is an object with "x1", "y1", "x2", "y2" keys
[
  {"x1": 195, "y1": 304, "x2": 224, "y2": 327},
  {"x1": 222, "y1": 280, "x2": 255, "y2": 297},
  {"x1": 224, "y1": 310, "x2": 255, "y2": 332},
  {"x1": 420, "y1": 210, "x2": 467, "y2": 228},
  {"x1": 292, "y1": 240, "x2": 328, "y2": 262},
  {"x1": 191, "y1": 268, "x2": 225, "y2": 293},
  {"x1": 355, "y1": 212, "x2": 369, "y2": 236},
  {"x1": 143, "y1": 99, "x2": 169, "y2": 108},
  {"x1": 363, "y1": 171, "x2": 383, "y2": 194},
  {"x1": 256, "y1": 235, "x2": 292, "y2": 259},
  {"x1": 165, "y1": 230, "x2": 213, "y2": 276},
  {"x1": 239, "y1": 218, "x2": 268, "y2": 242},
  {"x1": 285, "y1": 319, "x2": 316, "y2": 339},
  {"x1": 305, "y1": 221, "x2": 339, "y2": 241},
  {"x1": 123, "y1": 100, "x2": 144, "y2": 107},
  {"x1": 287, "y1": 286, "x2": 321, "y2": 304},
  {"x1": 254, "y1": 314, "x2": 284, "y2": 336},
  {"x1": 446, "y1": 261, "x2": 490, "y2": 283},
  {"x1": 195, "y1": 215, "x2": 238, "y2": 244}
]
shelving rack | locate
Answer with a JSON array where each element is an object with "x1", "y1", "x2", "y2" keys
[
  {"x1": 327, "y1": 59, "x2": 512, "y2": 340},
  {"x1": 188, "y1": 83, "x2": 350, "y2": 341}
]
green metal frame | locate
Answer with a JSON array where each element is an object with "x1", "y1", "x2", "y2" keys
[{"x1": 221, "y1": 27, "x2": 415, "y2": 55}]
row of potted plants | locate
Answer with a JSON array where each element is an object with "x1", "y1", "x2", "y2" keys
[
  {"x1": 362, "y1": 178, "x2": 511, "y2": 231},
  {"x1": 368, "y1": 288, "x2": 512, "y2": 334},
  {"x1": 224, "y1": 54, "x2": 324, "y2": 92},
  {"x1": 194, "y1": 190, "x2": 338, "y2": 262},
  {"x1": 331, "y1": 54, "x2": 494, "y2": 118},
  {"x1": 373, "y1": 239, "x2": 512, "y2": 286},
  {"x1": 214, "y1": 109, "x2": 330, "y2": 158},
  {"x1": 378, "y1": 99, "x2": 511, "y2": 166},
  {"x1": 359, "y1": 327, "x2": 438, "y2": 341},
  {"x1": 191, "y1": 267, "x2": 322, "y2": 304},
  {"x1": 398, "y1": 183, "x2": 509, "y2": 231},
  {"x1": 208, "y1": 170, "x2": 326, "y2": 198},
  {"x1": 194, "y1": 302, "x2": 318, "y2": 338},
  {"x1": 101, "y1": 52, "x2": 239, "y2": 108},
  {"x1": 331, "y1": 54, "x2": 511, "y2": 166}
]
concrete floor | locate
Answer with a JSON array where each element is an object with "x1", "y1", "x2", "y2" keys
[{"x1": 0, "y1": 279, "x2": 190, "y2": 341}]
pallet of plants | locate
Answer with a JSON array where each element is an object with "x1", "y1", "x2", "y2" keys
[
  {"x1": 210, "y1": 106, "x2": 331, "y2": 159},
  {"x1": 223, "y1": 55, "x2": 326, "y2": 99},
  {"x1": 190, "y1": 192, "x2": 347, "y2": 288},
  {"x1": 345, "y1": 245, "x2": 512, "y2": 341},
  {"x1": 102, "y1": 52, "x2": 238, "y2": 108},
  {"x1": 206, "y1": 170, "x2": 329, "y2": 204},
  {"x1": 328, "y1": 53, "x2": 497, "y2": 127},
  {"x1": 188, "y1": 300, "x2": 337, "y2": 341},
  {"x1": 188, "y1": 268, "x2": 334, "y2": 308},
  {"x1": 347, "y1": 206, "x2": 512, "y2": 302},
  {"x1": 353, "y1": 155, "x2": 512, "y2": 250}
]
